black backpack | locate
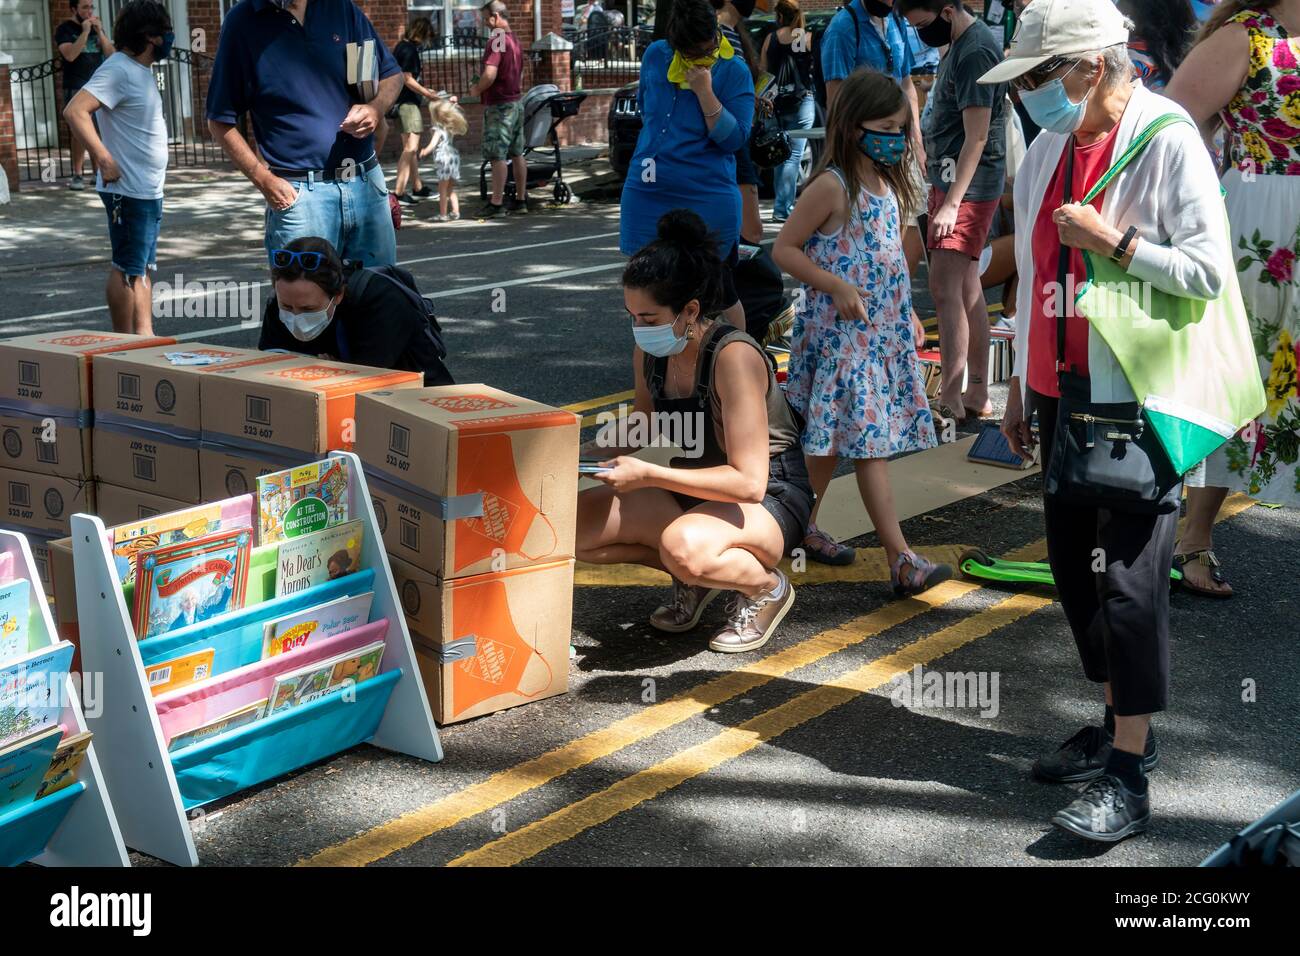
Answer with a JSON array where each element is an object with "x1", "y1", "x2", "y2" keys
[{"x1": 347, "y1": 263, "x2": 447, "y2": 360}]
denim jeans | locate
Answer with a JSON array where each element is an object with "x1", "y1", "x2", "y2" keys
[
  {"x1": 773, "y1": 94, "x2": 816, "y2": 220},
  {"x1": 264, "y1": 162, "x2": 397, "y2": 266}
]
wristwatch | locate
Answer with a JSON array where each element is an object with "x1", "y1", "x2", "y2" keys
[{"x1": 1111, "y1": 225, "x2": 1138, "y2": 264}]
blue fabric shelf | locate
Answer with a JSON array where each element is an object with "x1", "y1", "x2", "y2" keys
[
  {"x1": 171, "y1": 669, "x2": 402, "y2": 810},
  {"x1": 0, "y1": 782, "x2": 87, "y2": 868}
]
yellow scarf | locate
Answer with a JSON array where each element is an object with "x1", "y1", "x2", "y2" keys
[{"x1": 666, "y1": 33, "x2": 735, "y2": 89}]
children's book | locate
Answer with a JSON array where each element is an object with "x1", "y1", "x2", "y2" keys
[
  {"x1": 0, "y1": 578, "x2": 31, "y2": 664},
  {"x1": 260, "y1": 591, "x2": 374, "y2": 660},
  {"x1": 35, "y1": 730, "x2": 91, "y2": 800},
  {"x1": 274, "y1": 519, "x2": 363, "y2": 598},
  {"x1": 110, "y1": 496, "x2": 255, "y2": 587},
  {"x1": 144, "y1": 648, "x2": 215, "y2": 696},
  {"x1": 265, "y1": 640, "x2": 386, "y2": 716},
  {"x1": 166, "y1": 700, "x2": 266, "y2": 753},
  {"x1": 133, "y1": 529, "x2": 254, "y2": 639},
  {"x1": 0, "y1": 726, "x2": 63, "y2": 810},
  {"x1": 257, "y1": 459, "x2": 351, "y2": 545},
  {"x1": 0, "y1": 642, "x2": 73, "y2": 750}
]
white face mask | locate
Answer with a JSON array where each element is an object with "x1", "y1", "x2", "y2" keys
[{"x1": 279, "y1": 296, "x2": 337, "y2": 342}]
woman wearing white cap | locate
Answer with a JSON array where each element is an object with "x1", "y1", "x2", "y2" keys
[{"x1": 985, "y1": 0, "x2": 1232, "y2": 843}]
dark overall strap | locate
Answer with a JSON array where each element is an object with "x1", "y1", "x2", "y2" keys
[{"x1": 1056, "y1": 137, "x2": 1076, "y2": 378}]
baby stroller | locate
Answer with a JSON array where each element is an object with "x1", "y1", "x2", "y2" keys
[{"x1": 478, "y1": 84, "x2": 589, "y2": 205}]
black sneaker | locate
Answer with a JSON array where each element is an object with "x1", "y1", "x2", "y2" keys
[
  {"x1": 413, "y1": 184, "x2": 433, "y2": 197},
  {"x1": 1033, "y1": 725, "x2": 1159, "y2": 783},
  {"x1": 1052, "y1": 774, "x2": 1151, "y2": 843},
  {"x1": 480, "y1": 202, "x2": 505, "y2": 219},
  {"x1": 509, "y1": 199, "x2": 529, "y2": 215},
  {"x1": 396, "y1": 192, "x2": 420, "y2": 206}
]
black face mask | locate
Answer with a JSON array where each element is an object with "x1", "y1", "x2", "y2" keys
[
  {"x1": 917, "y1": 12, "x2": 952, "y2": 48},
  {"x1": 861, "y1": 0, "x2": 893, "y2": 17}
]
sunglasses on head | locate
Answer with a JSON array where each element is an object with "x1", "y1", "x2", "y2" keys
[
  {"x1": 1012, "y1": 56, "x2": 1078, "y2": 92},
  {"x1": 269, "y1": 249, "x2": 325, "y2": 271}
]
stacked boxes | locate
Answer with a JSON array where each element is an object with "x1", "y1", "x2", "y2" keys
[
  {"x1": 92, "y1": 345, "x2": 300, "y2": 504},
  {"x1": 355, "y1": 385, "x2": 580, "y2": 724},
  {"x1": 0, "y1": 330, "x2": 176, "y2": 569}
]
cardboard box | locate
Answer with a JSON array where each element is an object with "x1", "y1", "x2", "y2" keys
[
  {"x1": 93, "y1": 346, "x2": 297, "y2": 500},
  {"x1": 48, "y1": 536, "x2": 79, "y2": 665},
  {"x1": 94, "y1": 482, "x2": 194, "y2": 527},
  {"x1": 355, "y1": 385, "x2": 580, "y2": 580},
  {"x1": 199, "y1": 356, "x2": 423, "y2": 463},
  {"x1": 0, "y1": 466, "x2": 95, "y2": 538},
  {"x1": 199, "y1": 445, "x2": 304, "y2": 502},
  {"x1": 390, "y1": 553, "x2": 573, "y2": 724},
  {"x1": 0, "y1": 330, "x2": 176, "y2": 480}
]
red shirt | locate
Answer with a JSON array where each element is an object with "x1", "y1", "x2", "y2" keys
[
  {"x1": 1028, "y1": 122, "x2": 1121, "y2": 398},
  {"x1": 481, "y1": 30, "x2": 523, "y2": 105}
]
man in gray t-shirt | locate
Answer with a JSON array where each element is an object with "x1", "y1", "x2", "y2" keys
[
  {"x1": 899, "y1": 0, "x2": 1008, "y2": 420},
  {"x1": 64, "y1": 0, "x2": 172, "y2": 336}
]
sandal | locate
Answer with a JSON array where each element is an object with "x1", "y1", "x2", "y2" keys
[
  {"x1": 803, "y1": 523, "x2": 856, "y2": 566},
  {"x1": 1172, "y1": 549, "x2": 1234, "y2": 599},
  {"x1": 891, "y1": 550, "x2": 953, "y2": 598}
]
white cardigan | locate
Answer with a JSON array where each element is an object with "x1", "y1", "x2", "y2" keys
[{"x1": 1011, "y1": 83, "x2": 1231, "y2": 403}]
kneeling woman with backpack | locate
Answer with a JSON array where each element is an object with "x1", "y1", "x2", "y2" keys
[
  {"x1": 260, "y1": 236, "x2": 453, "y2": 385},
  {"x1": 578, "y1": 210, "x2": 813, "y2": 653}
]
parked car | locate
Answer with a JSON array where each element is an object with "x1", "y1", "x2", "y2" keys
[{"x1": 607, "y1": 12, "x2": 833, "y2": 195}]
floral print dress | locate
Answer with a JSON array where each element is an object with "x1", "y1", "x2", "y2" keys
[
  {"x1": 1204, "y1": 8, "x2": 1300, "y2": 502},
  {"x1": 785, "y1": 168, "x2": 936, "y2": 458}
]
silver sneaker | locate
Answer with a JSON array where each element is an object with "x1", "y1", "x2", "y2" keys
[
  {"x1": 709, "y1": 570, "x2": 794, "y2": 653},
  {"x1": 649, "y1": 578, "x2": 720, "y2": 633},
  {"x1": 69, "y1": 175, "x2": 85, "y2": 191}
]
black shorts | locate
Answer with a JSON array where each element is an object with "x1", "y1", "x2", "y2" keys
[
  {"x1": 670, "y1": 447, "x2": 813, "y2": 555},
  {"x1": 718, "y1": 243, "x2": 740, "y2": 310}
]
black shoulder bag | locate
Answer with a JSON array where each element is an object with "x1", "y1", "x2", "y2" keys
[{"x1": 1042, "y1": 136, "x2": 1181, "y2": 514}]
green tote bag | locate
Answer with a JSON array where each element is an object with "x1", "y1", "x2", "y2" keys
[{"x1": 1074, "y1": 114, "x2": 1268, "y2": 475}]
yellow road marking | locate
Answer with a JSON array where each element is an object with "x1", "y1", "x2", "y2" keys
[
  {"x1": 445, "y1": 495, "x2": 1259, "y2": 867},
  {"x1": 294, "y1": 575, "x2": 995, "y2": 867},
  {"x1": 449, "y1": 588, "x2": 1055, "y2": 867},
  {"x1": 564, "y1": 389, "x2": 634, "y2": 415},
  {"x1": 575, "y1": 544, "x2": 980, "y2": 588},
  {"x1": 301, "y1": 494, "x2": 1257, "y2": 867}
]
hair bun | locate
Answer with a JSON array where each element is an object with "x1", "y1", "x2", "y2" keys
[{"x1": 655, "y1": 209, "x2": 710, "y2": 250}]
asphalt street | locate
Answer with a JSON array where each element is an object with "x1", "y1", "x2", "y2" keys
[{"x1": 0, "y1": 162, "x2": 1296, "y2": 867}]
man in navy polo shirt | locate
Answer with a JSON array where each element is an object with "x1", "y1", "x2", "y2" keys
[{"x1": 206, "y1": 0, "x2": 403, "y2": 266}]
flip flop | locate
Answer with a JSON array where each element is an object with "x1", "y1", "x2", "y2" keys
[{"x1": 1172, "y1": 549, "x2": 1234, "y2": 599}]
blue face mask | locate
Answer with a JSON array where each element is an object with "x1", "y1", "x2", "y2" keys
[
  {"x1": 858, "y1": 128, "x2": 907, "y2": 167},
  {"x1": 632, "y1": 314, "x2": 689, "y2": 357},
  {"x1": 155, "y1": 31, "x2": 175, "y2": 60},
  {"x1": 1018, "y1": 66, "x2": 1091, "y2": 135}
]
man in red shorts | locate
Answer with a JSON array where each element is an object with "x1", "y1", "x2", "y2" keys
[{"x1": 899, "y1": 0, "x2": 1008, "y2": 421}]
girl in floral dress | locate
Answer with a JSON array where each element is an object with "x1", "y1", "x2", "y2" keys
[
  {"x1": 773, "y1": 69, "x2": 950, "y2": 597},
  {"x1": 1167, "y1": 0, "x2": 1300, "y2": 596}
]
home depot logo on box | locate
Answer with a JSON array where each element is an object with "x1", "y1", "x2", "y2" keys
[
  {"x1": 420, "y1": 394, "x2": 516, "y2": 414},
  {"x1": 43, "y1": 334, "x2": 119, "y2": 348},
  {"x1": 267, "y1": 364, "x2": 352, "y2": 383}
]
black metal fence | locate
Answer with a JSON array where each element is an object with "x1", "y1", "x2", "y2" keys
[
  {"x1": 7, "y1": 48, "x2": 224, "y2": 184},
  {"x1": 417, "y1": 33, "x2": 539, "y2": 98},
  {"x1": 569, "y1": 26, "x2": 653, "y2": 90}
]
